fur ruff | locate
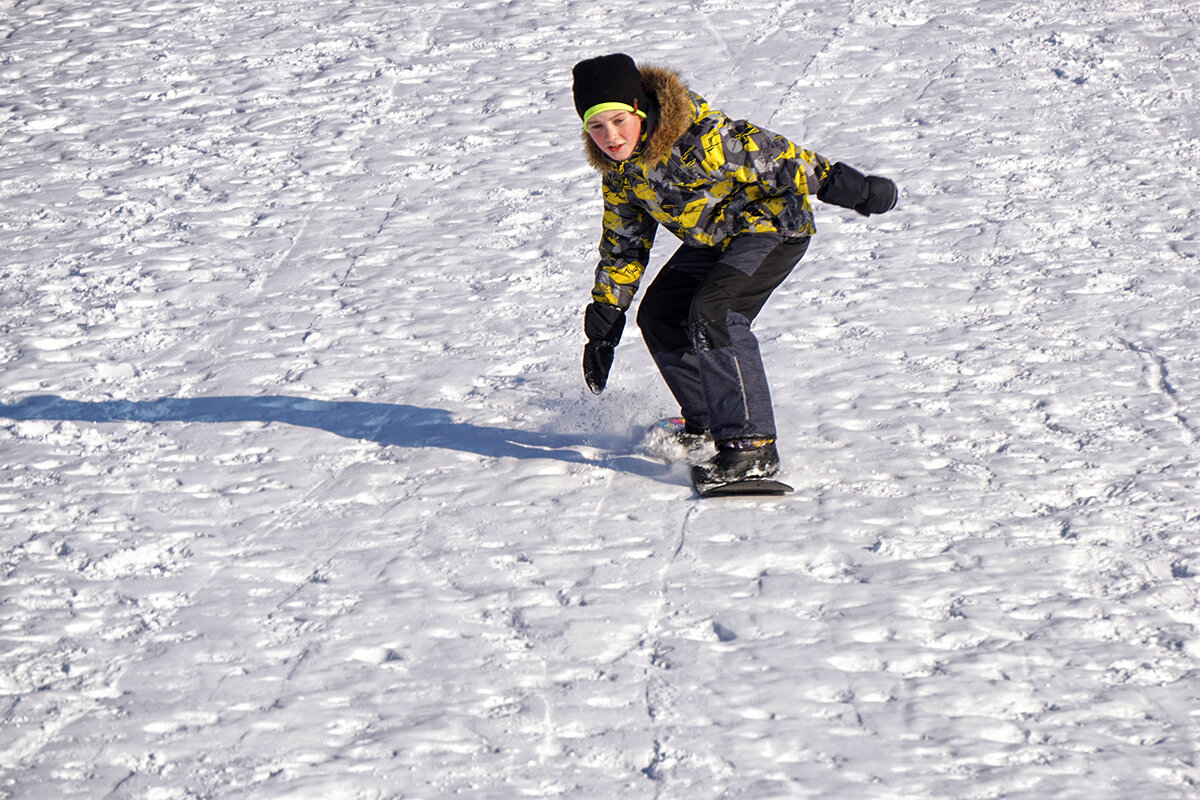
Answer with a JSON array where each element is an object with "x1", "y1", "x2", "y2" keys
[{"x1": 581, "y1": 65, "x2": 695, "y2": 173}]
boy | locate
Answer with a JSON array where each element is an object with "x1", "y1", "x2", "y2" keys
[{"x1": 573, "y1": 53, "x2": 897, "y2": 489}]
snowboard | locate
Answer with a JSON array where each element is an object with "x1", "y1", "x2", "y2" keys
[{"x1": 694, "y1": 478, "x2": 794, "y2": 498}]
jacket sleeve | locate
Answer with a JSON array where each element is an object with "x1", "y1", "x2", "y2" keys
[
  {"x1": 591, "y1": 176, "x2": 658, "y2": 310},
  {"x1": 702, "y1": 115, "x2": 831, "y2": 197}
]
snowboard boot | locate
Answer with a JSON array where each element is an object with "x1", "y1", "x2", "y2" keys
[
  {"x1": 690, "y1": 437, "x2": 780, "y2": 487},
  {"x1": 644, "y1": 417, "x2": 714, "y2": 461}
]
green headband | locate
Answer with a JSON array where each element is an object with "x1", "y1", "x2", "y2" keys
[{"x1": 582, "y1": 102, "x2": 647, "y2": 127}]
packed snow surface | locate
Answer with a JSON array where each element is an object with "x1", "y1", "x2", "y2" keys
[{"x1": 2, "y1": 0, "x2": 1199, "y2": 797}]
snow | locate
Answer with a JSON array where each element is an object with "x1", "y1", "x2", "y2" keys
[{"x1": 2, "y1": 0, "x2": 1199, "y2": 797}]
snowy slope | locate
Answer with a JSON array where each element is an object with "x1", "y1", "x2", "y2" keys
[{"x1": 2, "y1": 0, "x2": 1199, "y2": 797}]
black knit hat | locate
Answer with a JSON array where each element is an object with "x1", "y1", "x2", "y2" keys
[{"x1": 572, "y1": 53, "x2": 649, "y2": 124}]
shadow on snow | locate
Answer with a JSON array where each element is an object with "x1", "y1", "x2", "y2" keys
[{"x1": 0, "y1": 394, "x2": 671, "y2": 479}]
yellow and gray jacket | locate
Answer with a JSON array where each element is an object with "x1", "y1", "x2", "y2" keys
[{"x1": 583, "y1": 65, "x2": 832, "y2": 310}]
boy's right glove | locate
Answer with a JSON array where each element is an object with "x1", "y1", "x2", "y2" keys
[
  {"x1": 818, "y1": 161, "x2": 898, "y2": 216},
  {"x1": 582, "y1": 301, "x2": 625, "y2": 395}
]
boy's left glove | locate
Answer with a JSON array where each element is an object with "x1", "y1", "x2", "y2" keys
[
  {"x1": 582, "y1": 302, "x2": 625, "y2": 395},
  {"x1": 818, "y1": 162, "x2": 898, "y2": 216}
]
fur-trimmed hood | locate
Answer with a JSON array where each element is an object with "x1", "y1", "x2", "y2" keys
[{"x1": 581, "y1": 65, "x2": 696, "y2": 172}]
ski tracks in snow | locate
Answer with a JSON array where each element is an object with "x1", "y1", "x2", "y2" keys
[{"x1": 1116, "y1": 337, "x2": 1200, "y2": 445}]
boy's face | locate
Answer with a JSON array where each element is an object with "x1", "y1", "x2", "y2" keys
[{"x1": 586, "y1": 109, "x2": 642, "y2": 162}]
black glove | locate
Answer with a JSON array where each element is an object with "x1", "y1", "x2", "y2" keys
[
  {"x1": 818, "y1": 161, "x2": 898, "y2": 216},
  {"x1": 582, "y1": 302, "x2": 625, "y2": 395}
]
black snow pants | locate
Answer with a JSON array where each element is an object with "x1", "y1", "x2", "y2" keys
[{"x1": 635, "y1": 233, "x2": 809, "y2": 444}]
